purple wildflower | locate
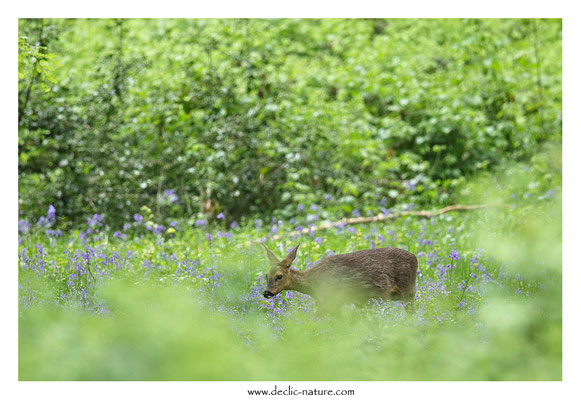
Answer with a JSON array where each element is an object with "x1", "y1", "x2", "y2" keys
[
  {"x1": 377, "y1": 234, "x2": 385, "y2": 245},
  {"x1": 352, "y1": 209, "x2": 361, "y2": 217},
  {"x1": 230, "y1": 221, "x2": 239, "y2": 229},
  {"x1": 46, "y1": 229, "x2": 62, "y2": 237},
  {"x1": 216, "y1": 212, "x2": 225, "y2": 220},
  {"x1": 163, "y1": 189, "x2": 178, "y2": 203},
  {"x1": 195, "y1": 219, "x2": 207, "y2": 226},
  {"x1": 449, "y1": 249, "x2": 461, "y2": 260},
  {"x1": 37, "y1": 216, "x2": 49, "y2": 228},
  {"x1": 134, "y1": 214, "x2": 143, "y2": 222},
  {"x1": 87, "y1": 213, "x2": 104, "y2": 228},
  {"x1": 34, "y1": 244, "x2": 44, "y2": 256},
  {"x1": 47, "y1": 205, "x2": 56, "y2": 223},
  {"x1": 18, "y1": 220, "x2": 30, "y2": 234}
]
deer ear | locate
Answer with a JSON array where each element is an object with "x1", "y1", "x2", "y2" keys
[
  {"x1": 281, "y1": 243, "x2": 300, "y2": 268},
  {"x1": 261, "y1": 243, "x2": 281, "y2": 265}
]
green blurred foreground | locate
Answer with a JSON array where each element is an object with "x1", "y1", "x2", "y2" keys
[{"x1": 19, "y1": 159, "x2": 561, "y2": 380}]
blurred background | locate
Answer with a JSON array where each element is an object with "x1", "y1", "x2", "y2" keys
[{"x1": 18, "y1": 19, "x2": 562, "y2": 227}]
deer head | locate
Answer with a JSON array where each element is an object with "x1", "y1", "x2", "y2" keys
[{"x1": 261, "y1": 243, "x2": 300, "y2": 298}]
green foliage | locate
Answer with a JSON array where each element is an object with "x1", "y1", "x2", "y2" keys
[
  {"x1": 18, "y1": 178, "x2": 561, "y2": 380},
  {"x1": 18, "y1": 19, "x2": 562, "y2": 227}
]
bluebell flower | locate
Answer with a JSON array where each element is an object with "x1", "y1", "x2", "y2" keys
[
  {"x1": 134, "y1": 213, "x2": 143, "y2": 222},
  {"x1": 46, "y1": 229, "x2": 62, "y2": 237},
  {"x1": 449, "y1": 249, "x2": 460, "y2": 260},
  {"x1": 377, "y1": 234, "x2": 385, "y2": 245},
  {"x1": 195, "y1": 219, "x2": 207, "y2": 226},
  {"x1": 47, "y1": 205, "x2": 56, "y2": 223},
  {"x1": 230, "y1": 221, "x2": 239, "y2": 229},
  {"x1": 216, "y1": 212, "x2": 225, "y2": 219},
  {"x1": 34, "y1": 244, "x2": 44, "y2": 256},
  {"x1": 297, "y1": 204, "x2": 305, "y2": 211},
  {"x1": 163, "y1": 189, "x2": 178, "y2": 203},
  {"x1": 37, "y1": 216, "x2": 49, "y2": 228},
  {"x1": 18, "y1": 219, "x2": 30, "y2": 234},
  {"x1": 352, "y1": 209, "x2": 361, "y2": 217}
]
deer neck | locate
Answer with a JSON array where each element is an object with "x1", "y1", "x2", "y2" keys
[{"x1": 289, "y1": 269, "x2": 315, "y2": 295}]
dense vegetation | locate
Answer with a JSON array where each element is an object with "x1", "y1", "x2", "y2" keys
[
  {"x1": 18, "y1": 19, "x2": 562, "y2": 381},
  {"x1": 18, "y1": 152, "x2": 561, "y2": 380},
  {"x1": 18, "y1": 19, "x2": 561, "y2": 227}
]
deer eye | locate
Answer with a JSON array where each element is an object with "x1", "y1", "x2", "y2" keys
[{"x1": 275, "y1": 274, "x2": 283, "y2": 281}]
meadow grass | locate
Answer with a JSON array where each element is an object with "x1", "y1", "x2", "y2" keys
[{"x1": 18, "y1": 180, "x2": 561, "y2": 380}]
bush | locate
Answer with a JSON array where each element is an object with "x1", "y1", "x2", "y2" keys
[{"x1": 18, "y1": 19, "x2": 562, "y2": 227}]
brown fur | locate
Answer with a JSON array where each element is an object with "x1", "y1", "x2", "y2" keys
[{"x1": 262, "y1": 244, "x2": 418, "y2": 313}]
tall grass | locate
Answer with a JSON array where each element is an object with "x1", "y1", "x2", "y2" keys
[{"x1": 19, "y1": 155, "x2": 561, "y2": 380}]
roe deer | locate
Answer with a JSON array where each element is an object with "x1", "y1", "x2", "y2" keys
[{"x1": 261, "y1": 243, "x2": 418, "y2": 313}]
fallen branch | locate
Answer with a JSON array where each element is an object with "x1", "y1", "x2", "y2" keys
[{"x1": 260, "y1": 204, "x2": 505, "y2": 244}]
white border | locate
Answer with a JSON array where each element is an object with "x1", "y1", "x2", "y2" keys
[{"x1": 3, "y1": 1, "x2": 579, "y2": 399}]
